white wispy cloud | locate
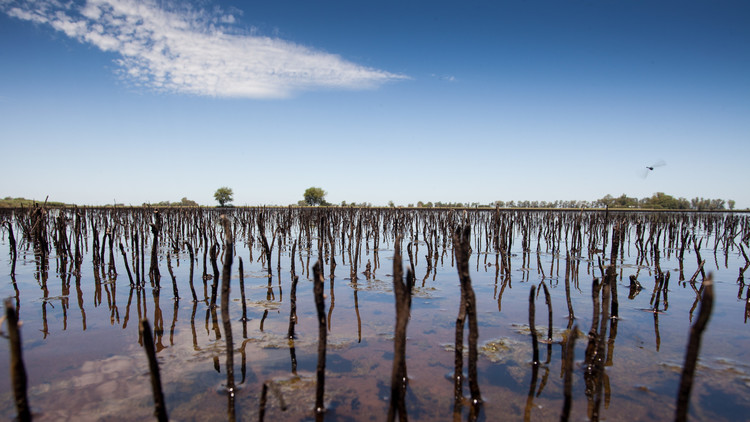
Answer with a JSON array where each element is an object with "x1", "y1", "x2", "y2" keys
[
  {"x1": 2, "y1": 0, "x2": 407, "y2": 98},
  {"x1": 430, "y1": 73, "x2": 456, "y2": 82}
]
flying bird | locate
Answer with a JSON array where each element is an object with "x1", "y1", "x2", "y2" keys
[{"x1": 641, "y1": 160, "x2": 666, "y2": 178}]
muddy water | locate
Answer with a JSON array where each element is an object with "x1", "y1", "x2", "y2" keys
[{"x1": 1, "y1": 209, "x2": 749, "y2": 421}]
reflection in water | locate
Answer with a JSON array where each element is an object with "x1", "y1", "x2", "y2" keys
[
  {"x1": 584, "y1": 276, "x2": 610, "y2": 422},
  {"x1": 139, "y1": 319, "x2": 168, "y2": 422},
  {"x1": 239, "y1": 338, "x2": 255, "y2": 385},
  {"x1": 538, "y1": 282, "x2": 553, "y2": 364},
  {"x1": 525, "y1": 286, "x2": 540, "y2": 422},
  {"x1": 185, "y1": 242, "x2": 197, "y2": 302},
  {"x1": 650, "y1": 271, "x2": 669, "y2": 352},
  {"x1": 353, "y1": 287, "x2": 362, "y2": 343},
  {"x1": 524, "y1": 281, "x2": 554, "y2": 421},
  {"x1": 153, "y1": 287, "x2": 165, "y2": 352},
  {"x1": 560, "y1": 325, "x2": 579, "y2": 422},
  {"x1": 5, "y1": 298, "x2": 31, "y2": 421},
  {"x1": 327, "y1": 277, "x2": 335, "y2": 332},
  {"x1": 75, "y1": 273, "x2": 86, "y2": 331},
  {"x1": 190, "y1": 299, "x2": 199, "y2": 351}
]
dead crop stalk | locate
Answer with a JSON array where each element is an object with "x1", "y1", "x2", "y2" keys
[
  {"x1": 675, "y1": 276, "x2": 714, "y2": 422},
  {"x1": 313, "y1": 261, "x2": 327, "y2": 418},
  {"x1": 452, "y1": 224, "x2": 482, "y2": 413},
  {"x1": 5, "y1": 299, "x2": 31, "y2": 422},
  {"x1": 388, "y1": 237, "x2": 414, "y2": 422}
]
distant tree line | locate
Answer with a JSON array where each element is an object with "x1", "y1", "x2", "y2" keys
[
  {"x1": 339, "y1": 201, "x2": 373, "y2": 207},
  {"x1": 3, "y1": 190, "x2": 738, "y2": 211},
  {"x1": 0, "y1": 196, "x2": 67, "y2": 208},
  {"x1": 144, "y1": 197, "x2": 200, "y2": 207},
  {"x1": 596, "y1": 193, "x2": 734, "y2": 210},
  {"x1": 405, "y1": 193, "x2": 737, "y2": 210}
]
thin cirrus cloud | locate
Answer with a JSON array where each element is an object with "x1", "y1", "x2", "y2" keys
[{"x1": 2, "y1": 0, "x2": 407, "y2": 98}]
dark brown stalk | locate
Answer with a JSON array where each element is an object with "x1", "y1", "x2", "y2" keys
[
  {"x1": 652, "y1": 273, "x2": 665, "y2": 312},
  {"x1": 259, "y1": 382, "x2": 268, "y2": 422},
  {"x1": 5, "y1": 299, "x2": 31, "y2": 422},
  {"x1": 328, "y1": 222, "x2": 336, "y2": 279},
  {"x1": 693, "y1": 237, "x2": 706, "y2": 281},
  {"x1": 149, "y1": 211, "x2": 161, "y2": 284},
  {"x1": 565, "y1": 252, "x2": 575, "y2": 320},
  {"x1": 388, "y1": 238, "x2": 413, "y2": 422},
  {"x1": 313, "y1": 261, "x2": 327, "y2": 417},
  {"x1": 453, "y1": 225, "x2": 482, "y2": 409},
  {"x1": 185, "y1": 242, "x2": 197, "y2": 302},
  {"x1": 239, "y1": 257, "x2": 248, "y2": 329},
  {"x1": 608, "y1": 225, "x2": 620, "y2": 318},
  {"x1": 140, "y1": 319, "x2": 168, "y2": 422},
  {"x1": 529, "y1": 286, "x2": 540, "y2": 365},
  {"x1": 210, "y1": 244, "x2": 220, "y2": 307},
  {"x1": 257, "y1": 214, "x2": 273, "y2": 279},
  {"x1": 290, "y1": 240, "x2": 297, "y2": 277},
  {"x1": 689, "y1": 260, "x2": 705, "y2": 284},
  {"x1": 739, "y1": 245, "x2": 750, "y2": 284},
  {"x1": 220, "y1": 216, "x2": 236, "y2": 422},
  {"x1": 288, "y1": 275, "x2": 299, "y2": 340},
  {"x1": 107, "y1": 227, "x2": 117, "y2": 277},
  {"x1": 592, "y1": 273, "x2": 611, "y2": 421},
  {"x1": 133, "y1": 231, "x2": 141, "y2": 286},
  {"x1": 119, "y1": 242, "x2": 135, "y2": 287},
  {"x1": 585, "y1": 279, "x2": 602, "y2": 361},
  {"x1": 5, "y1": 222, "x2": 17, "y2": 276},
  {"x1": 166, "y1": 252, "x2": 179, "y2": 299},
  {"x1": 539, "y1": 281, "x2": 553, "y2": 364},
  {"x1": 675, "y1": 276, "x2": 714, "y2": 422}
]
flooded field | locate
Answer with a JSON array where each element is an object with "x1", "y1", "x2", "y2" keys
[{"x1": 1, "y1": 207, "x2": 749, "y2": 421}]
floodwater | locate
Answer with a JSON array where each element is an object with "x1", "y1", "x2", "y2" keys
[{"x1": 1, "y1": 208, "x2": 749, "y2": 421}]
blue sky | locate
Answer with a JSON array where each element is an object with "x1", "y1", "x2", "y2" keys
[{"x1": 1, "y1": 0, "x2": 748, "y2": 207}]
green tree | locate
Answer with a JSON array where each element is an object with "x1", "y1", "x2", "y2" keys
[
  {"x1": 728, "y1": 199, "x2": 736, "y2": 210},
  {"x1": 613, "y1": 194, "x2": 639, "y2": 208},
  {"x1": 642, "y1": 192, "x2": 689, "y2": 210},
  {"x1": 180, "y1": 197, "x2": 199, "y2": 207},
  {"x1": 303, "y1": 187, "x2": 328, "y2": 206},
  {"x1": 599, "y1": 193, "x2": 639, "y2": 208},
  {"x1": 214, "y1": 187, "x2": 234, "y2": 207}
]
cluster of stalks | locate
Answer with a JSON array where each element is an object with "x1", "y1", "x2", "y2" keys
[{"x1": 0, "y1": 204, "x2": 745, "y2": 421}]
